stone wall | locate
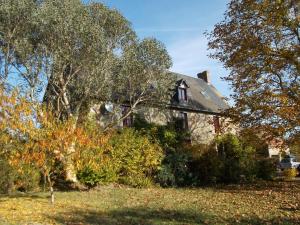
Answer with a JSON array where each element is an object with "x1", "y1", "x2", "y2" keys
[
  {"x1": 90, "y1": 104, "x2": 219, "y2": 145},
  {"x1": 137, "y1": 107, "x2": 217, "y2": 145}
]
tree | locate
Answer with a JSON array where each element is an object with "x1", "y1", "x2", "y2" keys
[
  {"x1": 103, "y1": 38, "x2": 174, "y2": 130},
  {"x1": 0, "y1": 0, "x2": 174, "y2": 183},
  {"x1": 207, "y1": 0, "x2": 300, "y2": 142},
  {"x1": 0, "y1": 0, "x2": 44, "y2": 98},
  {"x1": 36, "y1": 0, "x2": 137, "y2": 182},
  {"x1": 0, "y1": 88, "x2": 96, "y2": 203}
]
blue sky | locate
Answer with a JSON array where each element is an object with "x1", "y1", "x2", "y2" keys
[{"x1": 100, "y1": 0, "x2": 231, "y2": 99}]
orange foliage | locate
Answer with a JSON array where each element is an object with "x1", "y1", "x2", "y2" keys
[{"x1": 0, "y1": 88, "x2": 109, "y2": 179}]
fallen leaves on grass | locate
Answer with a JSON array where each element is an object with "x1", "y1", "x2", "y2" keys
[{"x1": 0, "y1": 182, "x2": 299, "y2": 224}]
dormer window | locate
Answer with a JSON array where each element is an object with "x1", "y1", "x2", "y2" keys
[
  {"x1": 177, "y1": 79, "x2": 189, "y2": 102},
  {"x1": 178, "y1": 87, "x2": 187, "y2": 101}
]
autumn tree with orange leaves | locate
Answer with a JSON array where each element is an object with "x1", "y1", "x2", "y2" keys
[
  {"x1": 0, "y1": 89, "x2": 106, "y2": 203},
  {"x1": 207, "y1": 0, "x2": 300, "y2": 143}
]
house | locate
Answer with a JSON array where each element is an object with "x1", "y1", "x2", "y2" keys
[
  {"x1": 95, "y1": 70, "x2": 230, "y2": 145},
  {"x1": 139, "y1": 71, "x2": 229, "y2": 144}
]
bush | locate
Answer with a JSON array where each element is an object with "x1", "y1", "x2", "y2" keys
[
  {"x1": 77, "y1": 167, "x2": 102, "y2": 188},
  {"x1": 156, "y1": 164, "x2": 176, "y2": 187},
  {"x1": 192, "y1": 148, "x2": 223, "y2": 184},
  {"x1": 134, "y1": 116, "x2": 195, "y2": 187},
  {"x1": 0, "y1": 157, "x2": 40, "y2": 194},
  {"x1": 283, "y1": 168, "x2": 298, "y2": 180},
  {"x1": 76, "y1": 128, "x2": 163, "y2": 188},
  {"x1": 110, "y1": 129, "x2": 163, "y2": 187},
  {"x1": 188, "y1": 134, "x2": 262, "y2": 185},
  {"x1": 157, "y1": 150, "x2": 191, "y2": 187},
  {"x1": 256, "y1": 158, "x2": 277, "y2": 180},
  {"x1": 119, "y1": 174, "x2": 154, "y2": 188},
  {"x1": 133, "y1": 116, "x2": 187, "y2": 150},
  {"x1": 215, "y1": 134, "x2": 257, "y2": 183}
]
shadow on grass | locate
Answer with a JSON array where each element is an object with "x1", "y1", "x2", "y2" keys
[
  {"x1": 48, "y1": 207, "x2": 300, "y2": 225},
  {"x1": 213, "y1": 181, "x2": 300, "y2": 194},
  {"x1": 48, "y1": 207, "x2": 213, "y2": 225},
  {"x1": 0, "y1": 192, "x2": 46, "y2": 200}
]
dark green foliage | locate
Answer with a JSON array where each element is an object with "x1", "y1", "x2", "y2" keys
[
  {"x1": 134, "y1": 116, "x2": 194, "y2": 187},
  {"x1": 156, "y1": 150, "x2": 192, "y2": 187},
  {"x1": 77, "y1": 167, "x2": 102, "y2": 188},
  {"x1": 156, "y1": 164, "x2": 176, "y2": 187},
  {"x1": 0, "y1": 157, "x2": 40, "y2": 194},
  {"x1": 192, "y1": 134, "x2": 277, "y2": 184},
  {"x1": 256, "y1": 158, "x2": 277, "y2": 180},
  {"x1": 192, "y1": 148, "x2": 223, "y2": 184},
  {"x1": 216, "y1": 134, "x2": 257, "y2": 183},
  {"x1": 133, "y1": 115, "x2": 187, "y2": 150},
  {"x1": 193, "y1": 134, "x2": 258, "y2": 184}
]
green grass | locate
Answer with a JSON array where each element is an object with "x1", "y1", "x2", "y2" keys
[{"x1": 0, "y1": 182, "x2": 300, "y2": 225}]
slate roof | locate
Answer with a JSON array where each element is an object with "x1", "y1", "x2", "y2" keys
[{"x1": 170, "y1": 72, "x2": 229, "y2": 114}]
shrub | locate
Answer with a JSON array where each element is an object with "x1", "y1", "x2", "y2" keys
[
  {"x1": 192, "y1": 148, "x2": 223, "y2": 184},
  {"x1": 134, "y1": 116, "x2": 195, "y2": 187},
  {"x1": 215, "y1": 134, "x2": 257, "y2": 183},
  {"x1": 256, "y1": 158, "x2": 277, "y2": 180},
  {"x1": 283, "y1": 168, "x2": 298, "y2": 180},
  {"x1": 156, "y1": 164, "x2": 176, "y2": 187},
  {"x1": 133, "y1": 116, "x2": 187, "y2": 150},
  {"x1": 0, "y1": 157, "x2": 40, "y2": 193},
  {"x1": 119, "y1": 174, "x2": 154, "y2": 188},
  {"x1": 16, "y1": 164, "x2": 41, "y2": 192},
  {"x1": 75, "y1": 128, "x2": 163, "y2": 188},
  {"x1": 77, "y1": 167, "x2": 101, "y2": 188},
  {"x1": 157, "y1": 150, "x2": 191, "y2": 187},
  {"x1": 0, "y1": 158, "x2": 17, "y2": 194},
  {"x1": 110, "y1": 128, "x2": 163, "y2": 187},
  {"x1": 187, "y1": 134, "x2": 261, "y2": 185},
  {"x1": 77, "y1": 164, "x2": 119, "y2": 188}
]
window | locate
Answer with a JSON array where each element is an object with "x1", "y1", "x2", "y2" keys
[
  {"x1": 178, "y1": 112, "x2": 188, "y2": 131},
  {"x1": 178, "y1": 87, "x2": 187, "y2": 102},
  {"x1": 213, "y1": 116, "x2": 221, "y2": 134},
  {"x1": 199, "y1": 87, "x2": 210, "y2": 99},
  {"x1": 122, "y1": 106, "x2": 133, "y2": 127}
]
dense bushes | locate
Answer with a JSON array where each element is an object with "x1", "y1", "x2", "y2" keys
[
  {"x1": 0, "y1": 107, "x2": 279, "y2": 192},
  {"x1": 156, "y1": 150, "x2": 191, "y2": 187},
  {"x1": 215, "y1": 134, "x2": 258, "y2": 183},
  {"x1": 134, "y1": 116, "x2": 195, "y2": 186},
  {"x1": 136, "y1": 118, "x2": 278, "y2": 186},
  {"x1": 0, "y1": 157, "x2": 40, "y2": 194},
  {"x1": 134, "y1": 117, "x2": 277, "y2": 186},
  {"x1": 256, "y1": 158, "x2": 277, "y2": 180},
  {"x1": 76, "y1": 129, "x2": 163, "y2": 188}
]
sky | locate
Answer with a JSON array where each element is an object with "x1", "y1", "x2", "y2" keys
[{"x1": 100, "y1": 0, "x2": 231, "y2": 99}]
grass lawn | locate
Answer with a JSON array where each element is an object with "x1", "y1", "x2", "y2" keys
[{"x1": 0, "y1": 182, "x2": 300, "y2": 225}]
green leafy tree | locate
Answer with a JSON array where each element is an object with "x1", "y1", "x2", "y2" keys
[
  {"x1": 0, "y1": 0, "x2": 174, "y2": 183},
  {"x1": 0, "y1": 0, "x2": 43, "y2": 98},
  {"x1": 207, "y1": 0, "x2": 300, "y2": 142},
  {"x1": 107, "y1": 38, "x2": 174, "y2": 129}
]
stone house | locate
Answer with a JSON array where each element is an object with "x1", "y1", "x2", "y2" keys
[{"x1": 95, "y1": 70, "x2": 229, "y2": 145}]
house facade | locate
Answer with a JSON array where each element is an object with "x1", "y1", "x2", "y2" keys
[
  {"x1": 93, "y1": 70, "x2": 229, "y2": 145},
  {"x1": 137, "y1": 71, "x2": 229, "y2": 144}
]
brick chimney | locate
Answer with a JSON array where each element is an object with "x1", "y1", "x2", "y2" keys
[{"x1": 197, "y1": 71, "x2": 211, "y2": 84}]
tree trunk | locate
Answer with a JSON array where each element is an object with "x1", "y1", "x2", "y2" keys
[
  {"x1": 43, "y1": 173, "x2": 47, "y2": 192},
  {"x1": 46, "y1": 174, "x2": 54, "y2": 204},
  {"x1": 65, "y1": 142, "x2": 78, "y2": 183},
  {"x1": 6, "y1": 171, "x2": 14, "y2": 195}
]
